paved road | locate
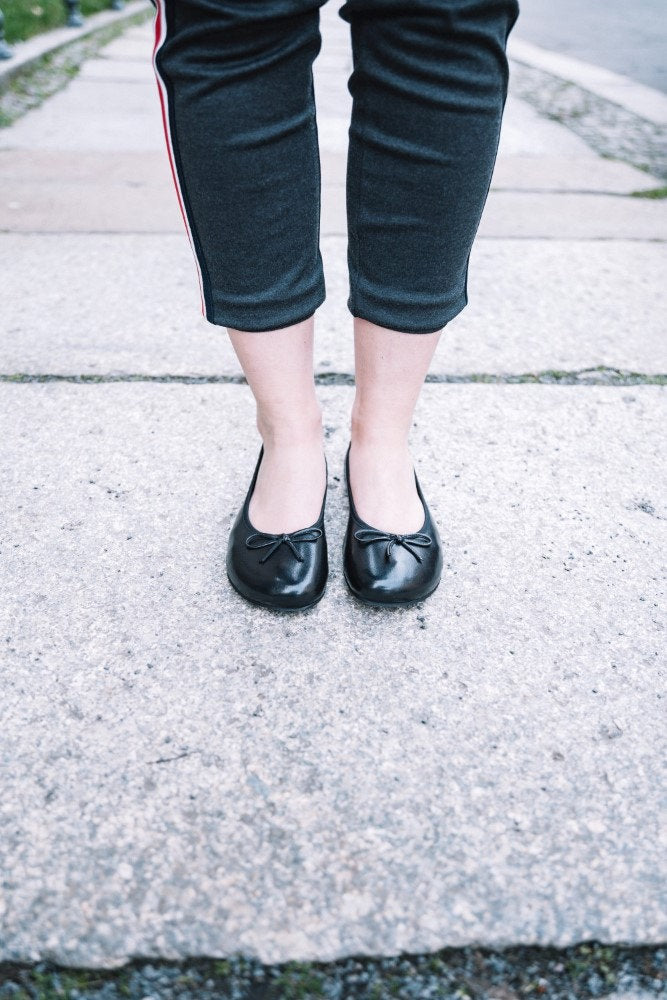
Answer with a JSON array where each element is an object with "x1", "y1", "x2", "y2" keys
[
  {"x1": 514, "y1": 0, "x2": 666, "y2": 93},
  {"x1": 0, "y1": 2, "x2": 666, "y2": 967}
]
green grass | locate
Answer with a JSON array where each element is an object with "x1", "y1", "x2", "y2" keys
[
  {"x1": 630, "y1": 185, "x2": 667, "y2": 199},
  {"x1": 270, "y1": 961, "x2": 326, "y2": 999},
  {"x1": 2, "y1": 0, "x2": 118, "y2": 45},
  {"x1": 11, "y1": 967, "x2": 136, "y2": 999}
]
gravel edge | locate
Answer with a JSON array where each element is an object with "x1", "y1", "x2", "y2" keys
[
  {"x1": 509, "y1": 59, "x2": 667, "y2": 181},
  {"x1": 1, "y1": 944, "x2": 665, "y2": 1000},
  {"x1": 0, "y1": 3, "x2": 152, "y2": 128}
]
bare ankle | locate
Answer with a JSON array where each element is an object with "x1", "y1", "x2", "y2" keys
[
  {"x1": 257, "y1": 409, "x2": 324, "y2": 450},
  {"x1": 350, "y1": 408, "x2": 411, "y2": 452},
  {"x1": 350, "y1": 425, "x2": 410, "y2": 455}
]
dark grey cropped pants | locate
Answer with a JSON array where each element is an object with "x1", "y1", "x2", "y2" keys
[{"x1": 152, "y1": 0, "x2": 520, "y2": 334}]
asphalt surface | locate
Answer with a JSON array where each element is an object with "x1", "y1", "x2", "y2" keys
[{"x1": 514, "y1": 0, "x2": 667, "y2": 93}]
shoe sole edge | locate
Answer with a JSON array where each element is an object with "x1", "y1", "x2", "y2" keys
[
  {"x1": 226, "y1": 567, "x2": 327, "y2": 612},
  {"x1": 342, "y1": 569, "x2": 441, "y2": 609}
]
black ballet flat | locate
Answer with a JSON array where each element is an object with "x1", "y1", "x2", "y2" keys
[
  {"x1": 226, "y1": 445, "x2": 328, "y2": 611},
  {"x1": 342, "y1": 442, "x2": 443, "y2": 607}
]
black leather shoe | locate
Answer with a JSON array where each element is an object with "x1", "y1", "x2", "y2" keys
[
  {"x1": 343, "y1": 442, "x2": 443, "y2": 607},
  {"x1": 226, "y1": 445, "x2": 328, "y2": 611}
]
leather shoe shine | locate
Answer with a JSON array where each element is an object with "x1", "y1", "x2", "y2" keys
[
  {"x1": 226, "y1": 445, "x2": 328, "y2": 610},
  {"x1": 343, "y1": 443, "x2": 442, "y2": 607}
]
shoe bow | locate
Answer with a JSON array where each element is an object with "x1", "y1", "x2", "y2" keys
[
  {"x1": 353, "y1": 528, "x2": 432, "y2": 563},
  {"x1": 245, "y1": 527, "x2": 323, "y2": 564}
]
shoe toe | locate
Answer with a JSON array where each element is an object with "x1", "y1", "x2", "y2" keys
[
  {"x1": 344, "y1": 527, "x2": 442, "y2": 606},
  {"x1": 227, "y1": 522, "x2": 328, "y2": 609}
]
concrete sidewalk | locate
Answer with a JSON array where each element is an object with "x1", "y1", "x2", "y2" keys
[{"x1": 0, "y1": 3, "x2": 665, "y2": 968}]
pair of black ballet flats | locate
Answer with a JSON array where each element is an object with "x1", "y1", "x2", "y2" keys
[{"x1": 226, "y1": 443, "x2": 443, "y2": 611}]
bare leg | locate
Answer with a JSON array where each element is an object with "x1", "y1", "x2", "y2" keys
[
  {"x1": 227, "y1": 315, "x2": 326, "y2": 534},
  {"x1": 349, "y1": 317, "x2": 441, "y2": 533}
]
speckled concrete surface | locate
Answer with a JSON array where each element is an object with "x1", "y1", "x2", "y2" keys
[
  {"x1": 1, "y1": 0, "x2": 666, "y2": 973},
  {"x1": 1, "y1": 383, "x2": 665, "y2": 965},
  {"x1": 1, "y1": 234, "x2": 665, "y2": 377}
]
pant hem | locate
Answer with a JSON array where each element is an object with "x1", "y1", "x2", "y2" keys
[
  {"x1": 205, "y1": 288, "x2": 326, "y2": 333},
  {"x1": 347, "y1": 290, "x2": 467, "y2": 335}
]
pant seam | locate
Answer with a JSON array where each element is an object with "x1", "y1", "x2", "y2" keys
[
  {"x1": 349, "y1": 28, "x2": 370, "y2": 318},
  {"x1": 156, "y1": 3, "x2": 215, "y2": 321},
  {"x1": 310, "y1": 20, "x2": 326, "y2": 315}
]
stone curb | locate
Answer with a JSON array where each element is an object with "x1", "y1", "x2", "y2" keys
[
  {"x1": 508, "y1": 37, "x2": 667, "y2": 126},
  {"x1": 0, "y1": 0, "x2": 152, "y2": 95}
]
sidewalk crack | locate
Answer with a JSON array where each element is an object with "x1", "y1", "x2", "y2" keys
[{"x1": 0, "y1": 368, "x2": 664, "y2": 386}]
